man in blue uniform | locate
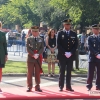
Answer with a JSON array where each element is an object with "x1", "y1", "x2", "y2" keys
[
  {"x1": 57, "y1": 18, "x2": 78, "y2": 91},
  {"x1": 86, "y1": 24, "x2": 100, "y2": 91}
]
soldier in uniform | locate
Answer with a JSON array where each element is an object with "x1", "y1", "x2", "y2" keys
[
  {"x1": 57, "y1": 18, "x2": 78, "y2": 91},
  {"x1": 86, "y1": 24, "x2": 100, "y2": 91},
  {"x1": 26, "y1": 26, "x2": 44, "y2": 92}
]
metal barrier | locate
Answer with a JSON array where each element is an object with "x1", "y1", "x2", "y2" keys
[{"x1": 7, "y1": 40, "x2": 27, "y2": 57}]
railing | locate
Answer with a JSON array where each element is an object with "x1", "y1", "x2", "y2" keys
[{"x1": 7, "y1": 40, "x2": 27, "y2": 57}]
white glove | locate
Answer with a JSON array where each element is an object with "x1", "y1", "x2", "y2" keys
[
  {"x1": 65, "y1": 52, "x2": 72, "y2": 58},
  {"x1": 33, "y1": 54, "x2": 39, "y2": 59},
  {"x1": 96, "y1": 54, "x2": 100, "y2": 59}
]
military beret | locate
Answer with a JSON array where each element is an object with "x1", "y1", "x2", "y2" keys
[
  {"x1": 62, "y1": 18, "x2": 72, "y2": 24},
  {"x1": 31, "y1": 26, "x2": 39, "y2": 32},
  {"x1": 92, "y1": 24, "x2": 100, "y2": 29}
]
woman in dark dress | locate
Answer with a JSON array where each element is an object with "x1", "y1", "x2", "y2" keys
[
  {"x1": 0, "y1": 21, "x2": 8, "y2": 92},
  {"x1": 45, "y1": 28, "x2": 58, "y2": 77}
]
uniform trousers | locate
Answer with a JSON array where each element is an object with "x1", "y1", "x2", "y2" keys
[
  {"x1": 87, "y1": 62, "x2": 100, "y2": 88},
  {"x1": 27, "y1": 62, "x2": 40, "y2": 89},
  {"x1": 59, "y1": 59, "x2": 73, "y2": 89}
]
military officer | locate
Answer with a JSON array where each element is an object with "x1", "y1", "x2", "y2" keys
[
  {"x1": 57, "y1": 18, "x2": 78, "y2": 91},
  {"x1": 86, "y1": 24, "x2": 100, "y2": 91},
  {"x1": 26, "y1": 26, "x2": 44, "y2": 92}
]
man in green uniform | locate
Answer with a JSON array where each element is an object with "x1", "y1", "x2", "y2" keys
[{"x1": 26, "y1": 26, "x2": 44, "y2": 92}]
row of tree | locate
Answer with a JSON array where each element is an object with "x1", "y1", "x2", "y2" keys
[{"x1": 0, "y1": 0, "x2": 100, "y2": 31}]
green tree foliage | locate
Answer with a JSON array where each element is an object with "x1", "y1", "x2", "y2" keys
[
  {"x1": 0, "y1": 0, "x2": 40, "y2": 29},
  {"x1": 34, "y1": 0, "x2": 67, "y2": 29},
  {"x1": 50, "y1": 0, "x2": 100, "y2": 31},
  {"x1": 0, "y1": 0, "x2": 100, "y2": 31}
]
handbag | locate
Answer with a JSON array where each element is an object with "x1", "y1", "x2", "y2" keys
[{"x1": 43, "y1": 49, "x2": 47, "y2": 59}]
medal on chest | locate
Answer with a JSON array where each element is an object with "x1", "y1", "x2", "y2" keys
[{"x1": 94, "y1": 43, "x2": 95, "y2": 47}]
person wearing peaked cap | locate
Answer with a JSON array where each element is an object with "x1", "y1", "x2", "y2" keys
[
  {"x1": 31, "y1": 26, "x2": 39, "y2": 32},
  {"x1": 57, "y1": 18, "x2": 78, "y2": 92},
  {"x1": 0, "y1": 21, "x2": 8, "y2": 92},
  {"x1": 25, "y1": 26, "x2": 39, "y2": 41},
  {"x1": 26, "y1": 25, "x2": 44, "y2": 92},
  {"x1": 91, "y1": 24, "x2": 100, "y2": 29},
  {"x1": 86, "y1": 24, "x2": 100, "y2": 91},
  {"x1": 62, "y1": 18, "x2": 72, "y2": 24}
]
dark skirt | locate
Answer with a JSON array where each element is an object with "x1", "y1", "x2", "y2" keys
[{"x1": 0, "y1": 61, "x2": 5, "y2": 68}]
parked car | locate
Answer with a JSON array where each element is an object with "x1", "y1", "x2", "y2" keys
[
  {"x1": 21, "y1": 29, "x2": 29, "y2": 35},
  {"x1": 6, "y1": 31, "x2": 21, "y2": 46}
]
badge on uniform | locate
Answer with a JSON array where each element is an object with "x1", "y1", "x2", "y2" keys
[
  {"x1": 38, "y1": 39, "x2": 42, "y2": 42},
  {"x1": 62, "y1": 35, "x2": 64, "y2": 39},
  {"x1": 72, "y1": 41, "x2": 74, "y2": 43}
]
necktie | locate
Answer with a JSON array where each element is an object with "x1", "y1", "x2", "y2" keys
[
  {"x1": 97, "y1": 36, "x2": 99, "y2": 41},
  {"x1": 66, "y1": 31, "x2": 69, "y2": 36},
  {"x1": 66, "y1": 31, "x2": 68, "y2": 34},
  {"x1": 35, "y1": 37, "x2": 37, "y2": 41}
]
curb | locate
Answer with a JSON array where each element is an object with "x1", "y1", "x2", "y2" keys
[
  {"x1": 2, "y1": 73, "x2": 27, "y2": 77},
  {"x1": 2, "y1": 73, "x2": 87, "y2": 77}
]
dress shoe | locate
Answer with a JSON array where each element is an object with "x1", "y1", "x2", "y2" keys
[
  {"x1": 66, "y1": 87, "x2": 74, "y2": 91},
  {"x1": 86, "y1": 85, "x2": 91, "y2": 91},
  {"x1": 96, "y1": 87, "x2": 100, "y2": 90},
  {"x1": 51, "y1": 73, "x2": 55, "y2": 77},
  {"x1": 87, "y1": 87, "x2": 91, "y2": 91},
  {"x1": 48, "y1": 73, "x2": 51, "y2": 77},
  {"x1": 26, "y1": 88, "x2": 32, "y2": 92},
  {"x1": 35, "y1": 88, "x2": 42, "y2": 92},
  {"x1": 59, "y1": 87, "x2": 63, "y2": 91}
]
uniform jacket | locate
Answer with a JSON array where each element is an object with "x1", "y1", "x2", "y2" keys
[
  {"x1": 26, "y1": 35, "x2": 44, "y2": 63},
  {"x1": 57, "y1": 30, "x2": 78, "y2": 61},
  {"x1": 0, "y1": 31, "x2": 8, "y2": 64},
  {"x1": 88, "y1": 35, "x2": 100, "y2": 62}
]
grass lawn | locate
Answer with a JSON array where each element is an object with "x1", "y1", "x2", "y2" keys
[{"x1": 3, "y1": 60, "x2": 88, "y2": 75}]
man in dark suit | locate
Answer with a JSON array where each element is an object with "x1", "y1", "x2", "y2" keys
[
  {"x1": 26, "y1": 26, "x2": 44, "y2": 92},
  {"x1": 86, "y1": 24, "x2": 100, "y2": 91},
  {"x1": 57, "y1": 18, "x2": 78, "y2": 91}
]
